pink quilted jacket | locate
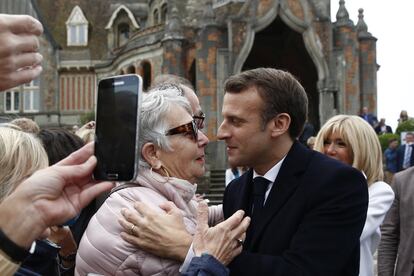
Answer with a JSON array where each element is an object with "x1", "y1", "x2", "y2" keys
[{"x1": 75, "y1": 169, "x2": 223, "y2": 276}]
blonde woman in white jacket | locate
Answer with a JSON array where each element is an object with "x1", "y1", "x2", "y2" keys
[{"x1": 314, "y1": 115, "x2": 394, "y2": 276}]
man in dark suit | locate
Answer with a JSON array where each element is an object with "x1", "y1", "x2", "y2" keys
[
  {"x1": 217, "y1": 68, "x2": 368, "y2": 275},
  {"x1": 396, "y1": 132, "x2": 414, "y2": 172},
  {"x1": 374, "y1": 118, "x2": 393, "y2": 134},
  {"x1": 359, "y1": 106, "x2": 378, "y2": 127}
]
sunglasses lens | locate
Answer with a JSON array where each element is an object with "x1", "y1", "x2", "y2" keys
[
  {"x1": 192, "y1": 121, "x2": 198, "y2": 141},
  {"x1": 195, "y1": 119, "x2": 202, "y2": 129}
]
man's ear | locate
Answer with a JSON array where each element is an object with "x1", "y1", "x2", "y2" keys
[
  {"x1": 141, "y1": 143, "x2": 162, "y2": 169},
  {"x1": 269, "y1": 113, "x2": 291, "y2": 138}
]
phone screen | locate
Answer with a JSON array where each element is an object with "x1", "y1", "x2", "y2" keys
[{"x1": 93, "y1": 75, "x2": 141, "y2": 181}]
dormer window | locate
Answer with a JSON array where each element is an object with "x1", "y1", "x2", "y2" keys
[
  {"x1": 105, "y1": 4, "x2": 140, "y2": 49},
  {"x1": 66, "y1": 6, "x2": 88, "y2": 46}
]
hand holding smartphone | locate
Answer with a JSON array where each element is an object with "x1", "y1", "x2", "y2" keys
[{"x1": 93, "y1": 74, "x2": 142, "y2": 181}]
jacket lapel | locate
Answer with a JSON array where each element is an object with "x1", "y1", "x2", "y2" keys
[
  {"x1": 250, "y1": 141, "x2": 314, "y2": 247},
  {"x1": 233, "y1": 169, "x2": 254, "y2": 216}
]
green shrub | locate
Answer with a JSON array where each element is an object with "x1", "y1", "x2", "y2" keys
[
  {"x1": 80, "y1": 111, "x2": 95, "y2": 125},
  {"x1": 378, "y1": 133, "x2": 400, "y2": 152},
  {"x1": 396, "y1": 119, "x2": 414, "y2": 135}
]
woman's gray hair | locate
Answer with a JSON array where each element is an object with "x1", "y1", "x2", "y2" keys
[{"x1": 139, "y1": 87, "x2": 192, "y2": 168}]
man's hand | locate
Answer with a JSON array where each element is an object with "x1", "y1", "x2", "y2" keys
[
  {"x1": 77, "y1": 121, "x2": 96, "y2": 132},
  {"x1": 118, "y1": 201, "x2": 192, "y2": 261},
  {"x1": 193, "y1": 201, "x2": 250, "y2": 265},
  {"x1": 0, "y1": 142, "x2": 114, "y2": 248},
  {"x1": 0, "y1": 14, "x2": 43, "y2": 91}
]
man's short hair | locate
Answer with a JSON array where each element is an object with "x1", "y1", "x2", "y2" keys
[
  {"x1": 388, "y1": 138, "x2": 397, "y2": 144},
  {"x1": 151, "y1": 74, "x2": 194, "y2": 91},
  {"x1": 224, "y1": 68, "x2": 308, "y2": 139}
]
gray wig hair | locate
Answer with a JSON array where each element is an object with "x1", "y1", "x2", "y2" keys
[{"x1": 138, "y1": 87, "x2": 192, "y2": 168}]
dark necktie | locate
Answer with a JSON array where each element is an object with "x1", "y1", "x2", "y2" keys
[
  {"x1": 251, "y1": 177, "x2": 270, "y2": 221},
  {"x1": 245, "y1": 177, "x2": 270, "y2": 248}
]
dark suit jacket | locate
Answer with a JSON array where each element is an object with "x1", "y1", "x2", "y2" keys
[
  {"x1": 223, "y1": 142, "x2": 368, "y2": 276},
  {"x1": 374, "y1": 125, "x2": 392, "y2": 134},
  {"x1": 396, "y1": 144, "x2": 414, "y2": 172},
  {"x1": 359, "y1": 114, "x2": 378, "y2": 127}
]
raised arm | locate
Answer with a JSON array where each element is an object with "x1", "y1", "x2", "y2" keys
[
  {"x1": 0, "y1": 142, "x2": 114, "y2": 249},
  {"x1": 0, "y1": 14, "x2": 43, "y2": 91}
]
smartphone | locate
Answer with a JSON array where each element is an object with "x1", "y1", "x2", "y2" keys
[{"x1": 93, "y1": 74, "x2": 142, "y2": 181}]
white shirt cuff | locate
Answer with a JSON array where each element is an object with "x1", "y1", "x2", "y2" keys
[{"x1": 179, "y1": 243, "x2": 195, "y2": 273}]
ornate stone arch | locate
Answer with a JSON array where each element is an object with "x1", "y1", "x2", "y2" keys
[{"x1": 233, "y1": 0, "x2": 329, "y2": 84}]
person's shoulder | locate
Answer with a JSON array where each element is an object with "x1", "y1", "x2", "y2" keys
[
  {"x1": 369, "y1": 181, "x2": 394, "y2": 198},
  {"x1": 112, "y1": 184, "x2": 154, "y2": 197},
  {"x1": 310, "y1": 150, "x2": 358, "y2": 172},
  {"x1": 394, "y1": 166, "x2": 414, "y2": 181},
  {"x1": 308, "y1": 151, "x2": 365, "y2": 185}
]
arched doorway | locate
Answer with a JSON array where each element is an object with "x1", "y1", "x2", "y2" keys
[
  {"x1": 142, "y1": 61, "x2": 152, "y2": 91},
  {"x1": 242, "y1": 17, "x2": 319, "y2": 129}
]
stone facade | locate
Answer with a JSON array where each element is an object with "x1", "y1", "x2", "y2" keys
[{"x1": 0, "y1": 0, "x2": 378, "y2": 174}]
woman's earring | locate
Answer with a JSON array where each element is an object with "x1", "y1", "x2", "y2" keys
[
  {"x1": 160, "y1": 165, "x2": 171, "y2": 180},
  {"x1": 150, "y1": 166, "x2": 170, "y2": 183}
]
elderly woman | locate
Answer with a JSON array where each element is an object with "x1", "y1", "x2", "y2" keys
[
  {"x1": 314, "y1": 115, "x2": 394, "y2": 276},
  {"x1": 76, "y1": 88, "x2": 222, "y2": 275}
]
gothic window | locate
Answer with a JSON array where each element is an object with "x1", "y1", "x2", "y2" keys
[
  {"x1": 160, "y1": 4, "x2": 168, "y2": 23},
  {"x1": 66, "y1": 6, "x2": 89, "y2": 46},
  {"x1": 4, "y1": 90, "x2": 19, "y2": 113},
  {"x1": 127, "y1": 65, "x2": 135, "y2": 74},
  {"x1": 153, "y1": 9, "x2": 159, "y2": 25},
  {"x1": 23, "y1": 78, "x2": 40, "y2": 112},
  {"x1": 118, "y1": 23, "x2": 130, "y2": 46}
]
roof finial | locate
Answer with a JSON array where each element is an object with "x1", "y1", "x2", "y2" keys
[
  {"x1": 336, "y1": 0, "x2": 353, "y2": 26},
  {"x1": 356, "y1": 8, "x2": 369, "y2": 33},
  {"x1": 164, "y1": 0, "x2": 184, "y2": 40},
  {"x1": 201, "y1": 0, "x2": 217, "y2": 27}
]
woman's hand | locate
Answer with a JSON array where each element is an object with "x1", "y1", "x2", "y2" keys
[
  {"x1": 193, "y1": 201, "x2": 250, "y2": 265},
  {"x1": 118, "y1": 201, "x2": 192, "y2": 261}
]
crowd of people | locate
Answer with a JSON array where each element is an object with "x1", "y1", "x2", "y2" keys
[{"x1": 1, "y1": 13, "x2": 414, "y2": 276}]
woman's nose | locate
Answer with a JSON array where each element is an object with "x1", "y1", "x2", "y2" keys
[
  {"x1": 325, "y1": 143, "x2": 336, "y2": 155},
  {"x1": 198, "y1": 130, "x2": 209, "y2": 146}
]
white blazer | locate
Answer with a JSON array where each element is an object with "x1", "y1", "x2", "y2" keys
[{"x1": 359, "y1": 181, "x2": 394, "y2": 276}]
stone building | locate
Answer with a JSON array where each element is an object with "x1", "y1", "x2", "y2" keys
[{"x1": 0, "y1": 0, "x2": 378, "y2": 194}]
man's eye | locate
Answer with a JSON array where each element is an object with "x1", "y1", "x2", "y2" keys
[{"x1": 230, "y1": 118, "x2": 241, "y2": 125}]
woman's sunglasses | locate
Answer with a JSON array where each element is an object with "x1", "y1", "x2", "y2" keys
[
  {"x1": 165, "y1": 120, "x2": 198, "y2": 141},
  {"x1": 193, "y1": 112, "x2": 205, "y2": 129}
]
